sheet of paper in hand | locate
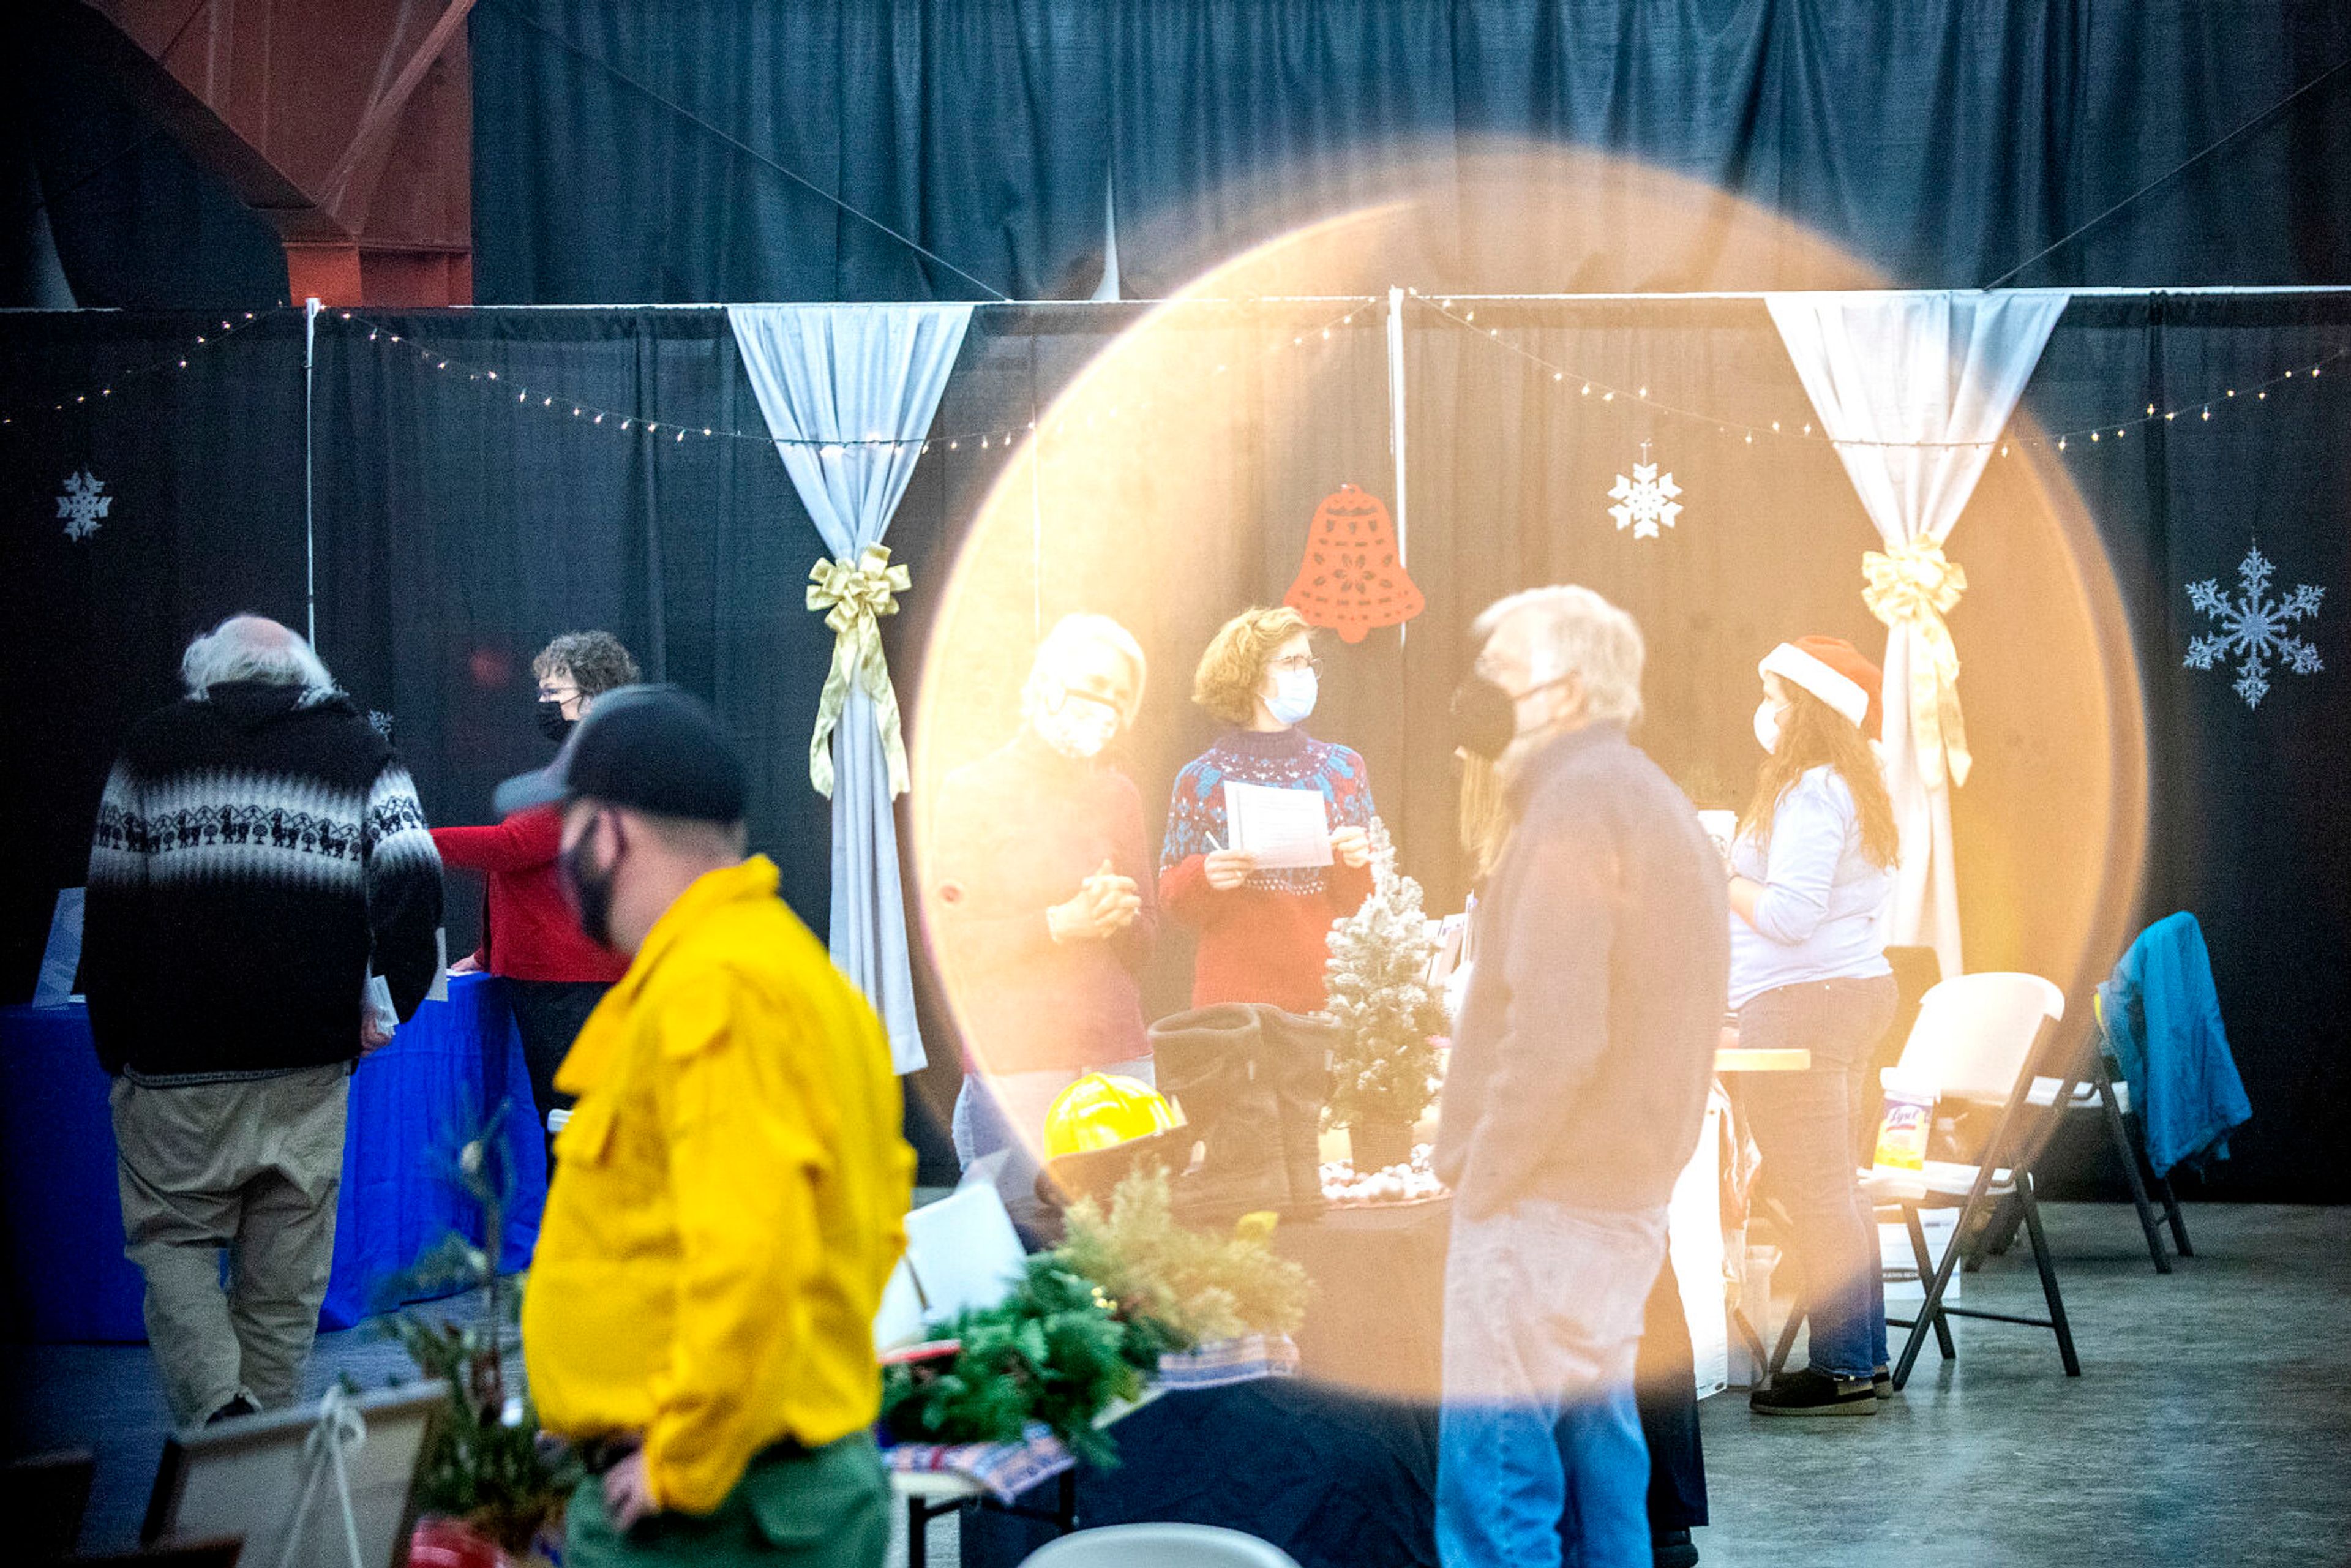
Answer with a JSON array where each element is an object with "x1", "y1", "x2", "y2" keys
[
  {"x1": 362, "y1": 974, "x2": 398, "y2": 1038},
  {"x1": 1223, "y1": 780, "x2": 1333, "y2": 869},
  {"x1": 34, "y1": 888, "x2": 84, "y2": 1008}
]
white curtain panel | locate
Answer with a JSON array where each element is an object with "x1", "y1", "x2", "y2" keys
[
  {"x1": 1765, "y1": 290, "x2": 2068, "y2": 978},
  {"x1": 730, "y1": 304, "x2": 974, "y2": 1073}
]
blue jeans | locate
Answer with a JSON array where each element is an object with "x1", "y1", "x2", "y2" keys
[
  {"x1": 1438, "y1": 1199, "x2": 1667, "y2": 1568},
  {"x1": 1736, "y1": 976, "x2": 1899, "y2": 1379}
]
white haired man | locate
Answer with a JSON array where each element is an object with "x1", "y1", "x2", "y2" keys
[
  {"x1": 84, "y1": 613, "x2": 444, "y2": 1425},
  {"x1": 1433, "y1": 587, "x2": 1728, "y2": 1568},
  {"x1": 924, "y1": 613, "x2": 1155, "y2": 1214}
]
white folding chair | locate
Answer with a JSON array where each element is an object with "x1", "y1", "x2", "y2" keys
[
  {"x1": 1865, "y1": 972, "x2": 2080, "y2": 1389},
  {"x1": 1020, "y1": 1523, "x2": 1303, "y2": 1567}
]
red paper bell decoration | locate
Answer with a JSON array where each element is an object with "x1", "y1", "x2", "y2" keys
[{"x1": 1282, "y1": 483, "x2": 1425, "y2": 643}]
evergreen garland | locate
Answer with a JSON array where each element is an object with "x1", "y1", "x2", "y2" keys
[
  {"x1": 1322, "y1": 816, "x2": 1447, "y2": 1129},
  {"x1": 879, "y1": 1255, "x2": 1180, "y2": 1469}
]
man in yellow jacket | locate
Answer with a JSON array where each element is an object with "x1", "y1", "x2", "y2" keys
[{"x1": 498, "y1": 685, "x2": 915, "y2": 1568}]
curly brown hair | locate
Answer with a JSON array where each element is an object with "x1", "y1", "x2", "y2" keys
[
  {"x1": 532, "y1": 631, "x2": 640, "y2": 697},
  {"x1": 1739, "y1": 684, "x2": 1900, "y2": 868},
  {"x1": 1191, "y1": 606, "x2": 1310, "y2": 726}
]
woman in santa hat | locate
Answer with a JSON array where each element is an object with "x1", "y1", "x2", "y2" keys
[{"x1": 1730, "y1": 636, "x2": 1902, "y2": 1419}]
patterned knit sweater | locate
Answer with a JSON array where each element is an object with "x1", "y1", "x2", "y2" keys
[
  {"x1": 1159, "y1": 727, "x2": 1376, "y2": 1013},
  {"x1": 84, "y1": 681, "x2": 445, "y2": 1081}
]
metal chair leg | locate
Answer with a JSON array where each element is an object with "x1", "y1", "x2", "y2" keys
[
  {"x1": 1903, "y1": 1204, "x2": 1957, "y2": 1360},
  {"x1": 2017, "y1": 1172, "x2": 2082, "y2": 1376},
  {"x1": 2153, "y1": 1168, "x2": 2194, "y2": 1257},
  {"x1": 1730, "y1": 1303, "x2": 1772, "y2": 1386},
  {"x1": 1768, "y1": 1302, "x2": 1804, "y2": 1379},
  {"x1": 2096, "y1": 1077, "x2": 2170, "y2": 1272}
]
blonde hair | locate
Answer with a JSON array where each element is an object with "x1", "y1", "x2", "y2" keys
[
  {"x1": 1021, "y1": 613, "x2": 1149, "y2": 724},
  {"x1": 1458, "y1": 750, "x2": 1509, "y2": 880},
  {"x1": 1192, "y1": 606, "x2": 1310, "y2": 726},
  {"x1": 1471, "y1": 585, "x2": 1644, "y2": 726}
]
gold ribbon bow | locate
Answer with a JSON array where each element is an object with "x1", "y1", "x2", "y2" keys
[
  {"x1": 806, "y1": 544, "x2": 913, "y2": 798},
  {"x1": 1862, "y1": 538, "x2": 1973, "y2": 790}
]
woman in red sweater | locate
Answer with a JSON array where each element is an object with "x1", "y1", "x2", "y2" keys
[
  {"x1": 432, "y1": 632, "x2": 638, "y2": 1149},
  {"x1": 1159, "y1": 606, "x2": 1375, "y2": 1011}
]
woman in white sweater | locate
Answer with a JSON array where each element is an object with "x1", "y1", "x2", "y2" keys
[{"x1": 1729, "y1": 636, "x2": 1900, "y2": 1418}]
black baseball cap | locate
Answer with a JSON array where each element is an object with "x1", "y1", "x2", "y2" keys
[{"x1": 495, "y1": 683, "x2": 747, "y2": 824}]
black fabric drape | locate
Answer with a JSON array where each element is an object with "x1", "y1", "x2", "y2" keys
[
  {"x1": 473, "y1": 1, "x2": 2351, "y2": 306},
  {"x1": 0, "y1": 310, "x2": 309, "y2": 994},
  {"x1": 1112, "y1": 1, "x2": 2351, "y2": 294},
  {"x1": 2028, "y1": 294, "x2": 2351, "y2": 1202},
  {"x1": 470, "y1": 0, "x2": 1114, "y2": 304}
]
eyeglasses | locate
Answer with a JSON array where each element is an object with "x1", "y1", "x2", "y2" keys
[
  {"x1": 1268, "y1": 655, "x2": 1322, "y2": 676},
  {"x1": 537, "y1": 685, "x2": 580, "y2": 702},
  {"x1": 1057, "y1": 688, "x2": 1122, "y2": 713}
]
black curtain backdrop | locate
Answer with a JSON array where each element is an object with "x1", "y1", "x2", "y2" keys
[
  {"x1": 2023, "y1": 294, "x2": 2351, "y2": 1204},
  {"x1": 473, "y1": 0, "x2": 2351, "y2": 305},
  {"x1": 471, "y1": 0, "x2": 1114, "y2": 304},
  {"x1": 2, "y1": 297, "x2": 2345, "y2": 1196},
  {"x1": 0, "y1": 310, "x2": 309, "y2": 992}
]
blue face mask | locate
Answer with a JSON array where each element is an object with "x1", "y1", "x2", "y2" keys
[{"x1": 1265, "y1": 667, "x2": 1318, "y2": 727}]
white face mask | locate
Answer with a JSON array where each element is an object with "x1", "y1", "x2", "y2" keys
[
  {"x1": 1265, "y1": 667, "x2": 1318, "y2": 727},
  {"x1": 1035, "y1": 694, "x2": 1120, "y2": 759},
  {"x1": 1753, "y1": 699, "x2": 1785, "y2": 754}
]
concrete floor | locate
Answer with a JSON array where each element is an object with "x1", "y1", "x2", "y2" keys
[
  {"x1": 1694, "y1": 1203, "x2": 2351, "y2": 1567},
  {"x1": 7, "y1": 1204, "x2": 2347, "y2": 1566}
]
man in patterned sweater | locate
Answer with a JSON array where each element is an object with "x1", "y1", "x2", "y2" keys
[{"x1": 84, "y1": 615, "x2": 443, "y2": 1425}]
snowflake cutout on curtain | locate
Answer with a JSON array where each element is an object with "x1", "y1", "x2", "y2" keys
[
  {"x1": 2183, "y1": 544, "x2": 2324, "y2": 708},
  {"x1": 1607, "y1": 451, "x2": 1682, "y2": 540},
  {"x1": 56, "y1": 470, "x2": 111, "y2": 542}
]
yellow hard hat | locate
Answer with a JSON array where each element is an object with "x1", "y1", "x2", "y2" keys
[{"x1": 1043, "y1": 1073, "x2": 1179, "y2": 1160}]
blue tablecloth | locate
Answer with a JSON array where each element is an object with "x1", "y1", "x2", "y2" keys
[{"x1": 0, "y1": 972, "x2": 548, "y2": 1343}]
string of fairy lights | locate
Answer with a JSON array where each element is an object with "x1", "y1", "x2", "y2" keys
[
  {"x1": 0, "y1": 310, "x2": 276, "y2": 434},
  {"x1": 333, "y1": 298, "x2": 1380, "y2": 453},
  {"x1": 1406, "y1": 290, "x2": 2350, "y2": 456},
  {"x1": 2, "y1": 296, "x2": 2343, "y2": 460}
]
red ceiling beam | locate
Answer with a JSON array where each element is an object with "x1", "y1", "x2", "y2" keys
[{"x1": 73, "y1": 0, "x2": 475, "y2": 305}]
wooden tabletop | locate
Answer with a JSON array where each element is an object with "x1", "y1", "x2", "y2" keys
[{"x1": 1715, "y1": 1046, "x2": 1810, "y2": 1072}]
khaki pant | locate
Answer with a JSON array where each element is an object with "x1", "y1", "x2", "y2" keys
[{"x1": 110, "y1": 1065, "x2": 350, "y2": 1425}]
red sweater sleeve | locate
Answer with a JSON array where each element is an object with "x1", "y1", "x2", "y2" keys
[
  {"x1": 1329, "y1": 858, "x2": 1373, "y2": 917},
  {"x1": 1160, "y1": 853, "x2": 1215, "y2": 924},
  {"x1": 431, "y1": 808, "x2": 561, "y2": 874}
]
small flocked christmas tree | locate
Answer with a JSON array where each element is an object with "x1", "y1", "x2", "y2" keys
[{"x1": 1322, "y1": 816, "x2": 1447, "y2": 1137}]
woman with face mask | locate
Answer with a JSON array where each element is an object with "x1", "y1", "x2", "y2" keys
[
  {"x1": 1727, "y1": 635, "x2": 1902, "y2": 1418},
  {"x1": 1158, "y1": 606, "x2": 1376, "y2": 1012},
  {"x1": 923, "y1": 615, "x2": 1158, "y2": 1215},
  {"x1": 431, "y1": 630, "x2": 640, "y2": 1161}
]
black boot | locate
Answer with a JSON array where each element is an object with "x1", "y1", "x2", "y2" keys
[
  {"x1": 1149, "y1": 1005, "x2": 1289, "y2": 1223},
  {"x1": 1253, "y1": 1005, "x2": 1336, "y2": 1218}
]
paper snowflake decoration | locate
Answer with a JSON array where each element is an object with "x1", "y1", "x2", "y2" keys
[
  {"x1": 1607, "y1": 460, "x2": 1682, "y2": 539},
  {"x1": 56, "y1": 470, "x2": 111, "y2": 542},
  {"x1": 2184, "y1": 544, "x2": 2323, "y2": 708}
]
